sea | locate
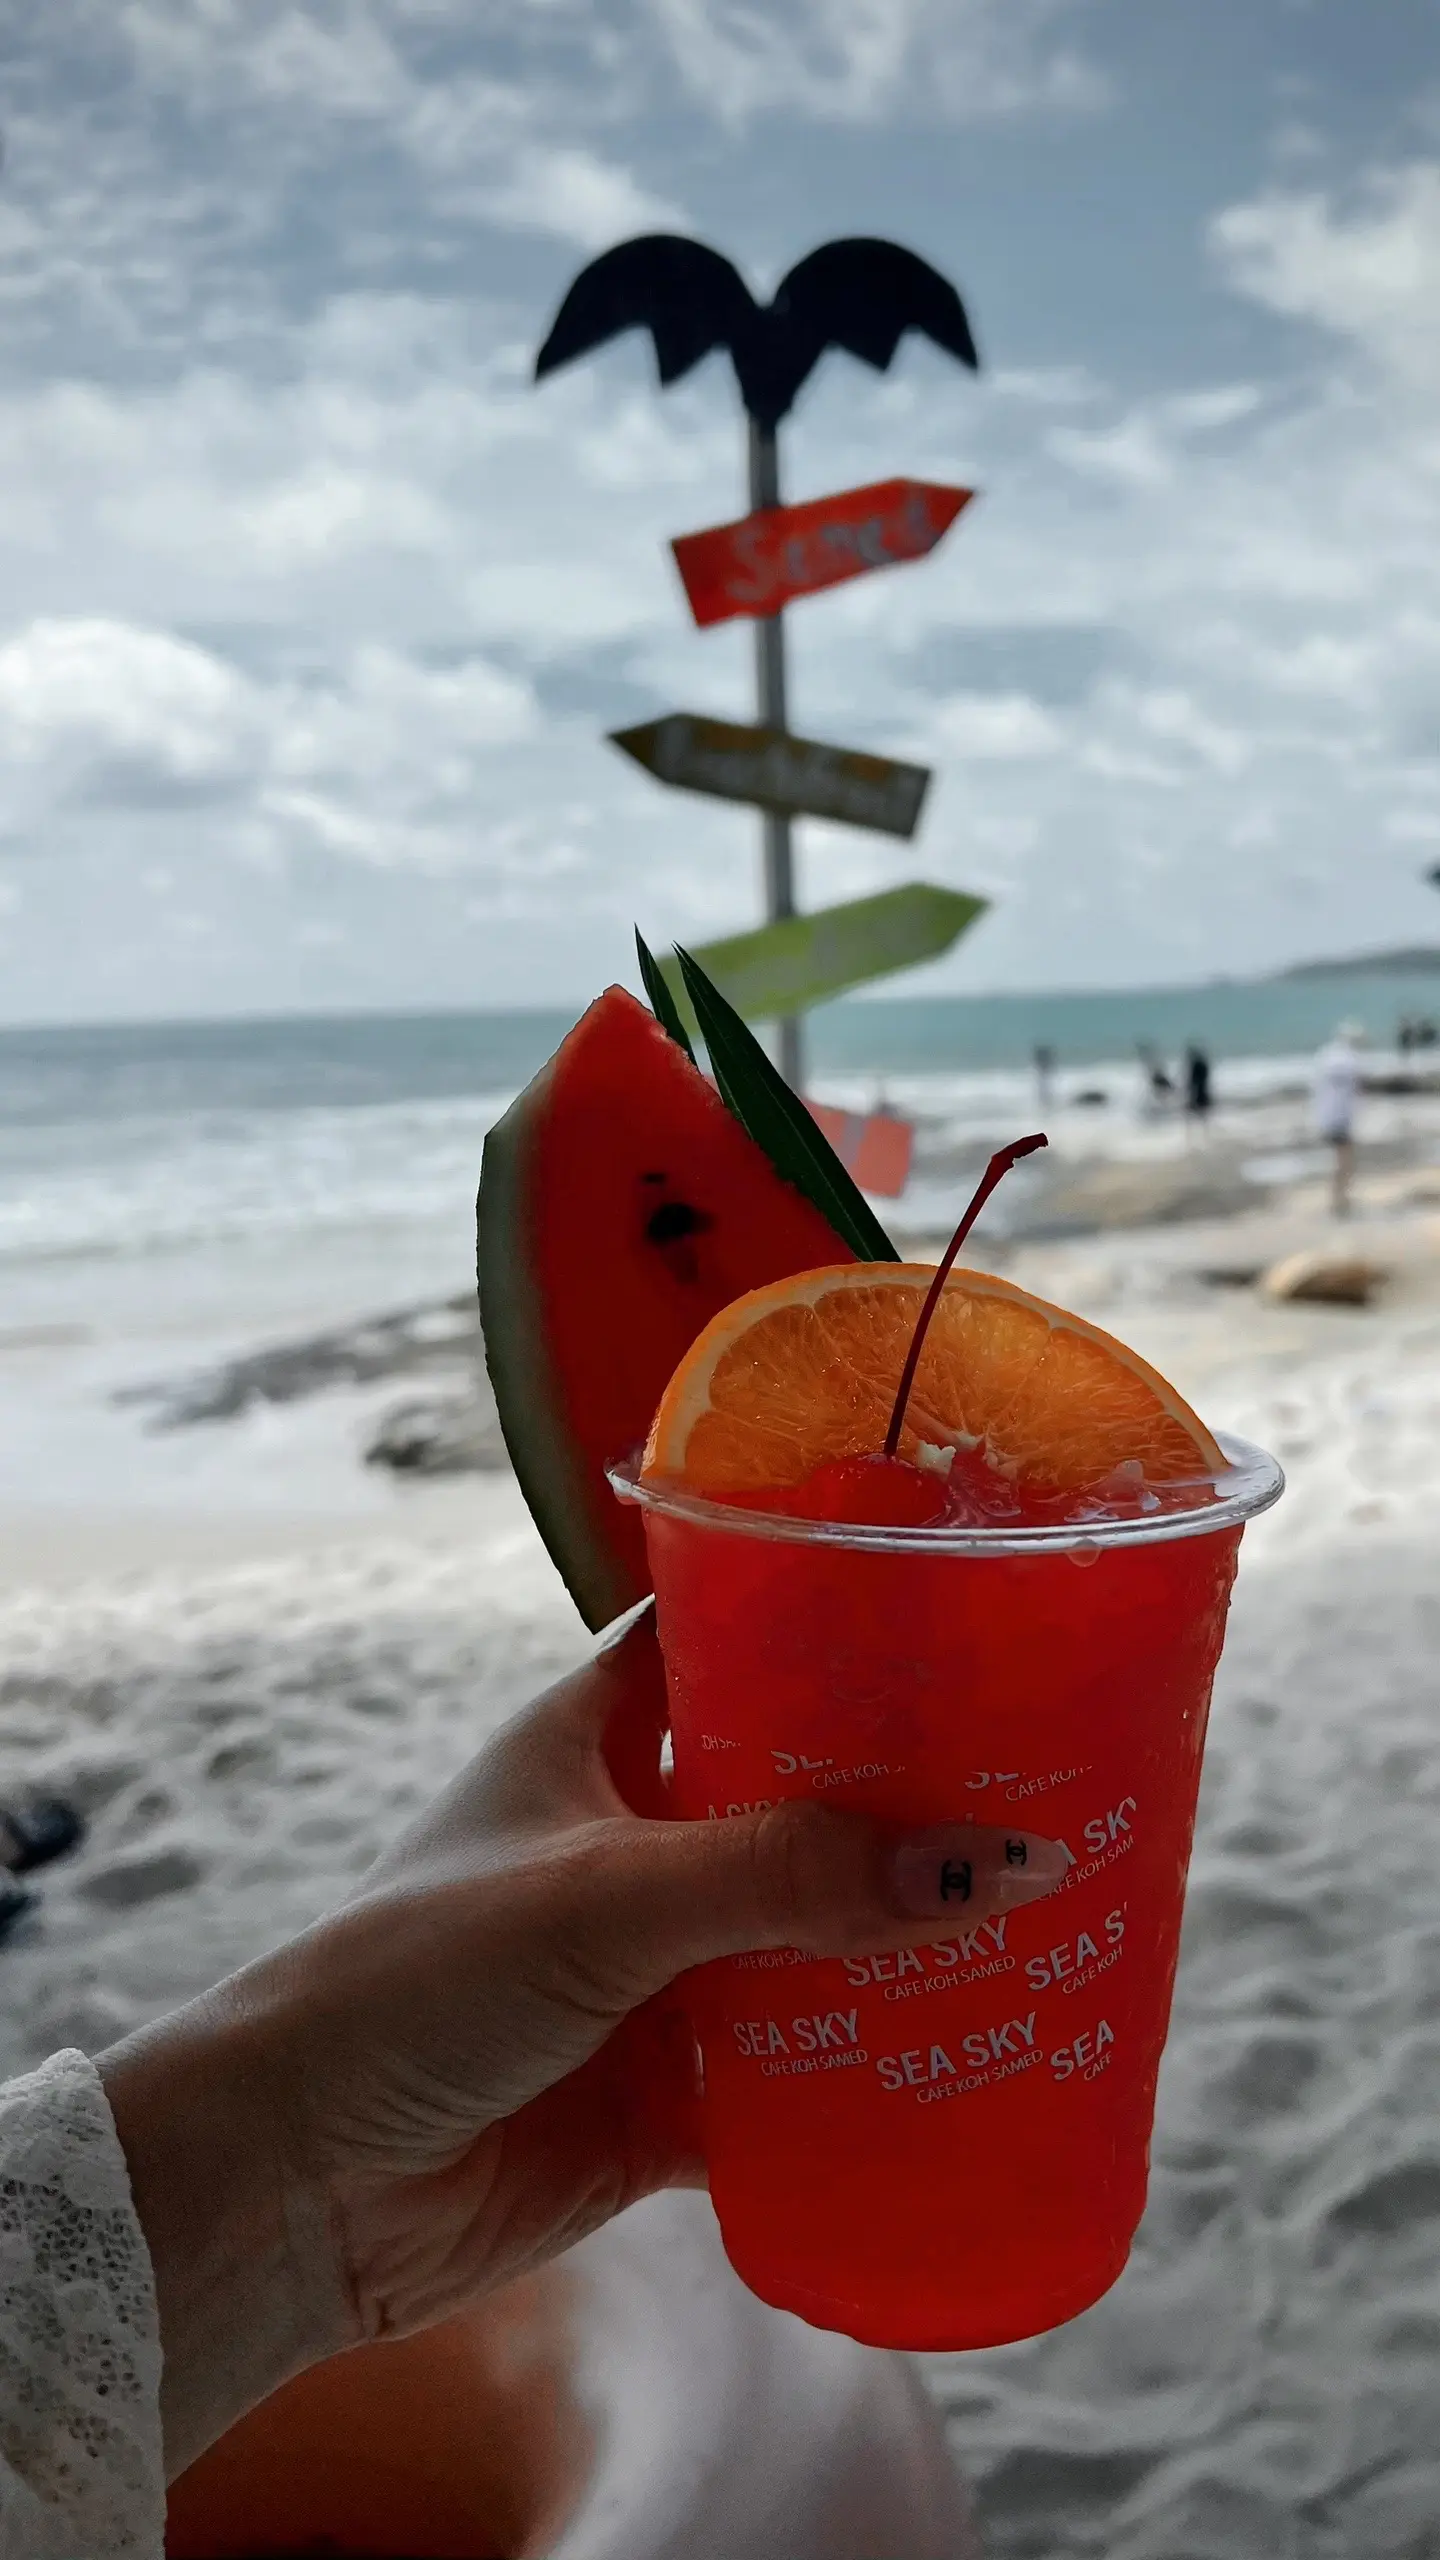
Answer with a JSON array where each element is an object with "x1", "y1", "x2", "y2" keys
[
  {"x1": 4, "y1": 965, "x2": 1439, "y2": 1286},
  {"x1": 2, "y1": 966, "x2": 1438, "y2": 1520}
]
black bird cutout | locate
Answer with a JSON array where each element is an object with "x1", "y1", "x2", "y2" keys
[{"x1": 534, "y1": 234, "x2": 979, "y2": 428}]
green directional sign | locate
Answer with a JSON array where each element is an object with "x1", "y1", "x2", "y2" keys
[{"x1": 660, "y1": 882, "x2": 987, "y2": 1027}]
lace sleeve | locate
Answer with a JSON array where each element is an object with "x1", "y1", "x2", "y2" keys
[{"x1": 0, "y1": 2050, "x2": 164, "y2": 2560}]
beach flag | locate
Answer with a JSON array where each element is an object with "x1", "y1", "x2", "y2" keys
[{"x1": 807, "y1": 1103, "x2": 914, "y2": 1200}]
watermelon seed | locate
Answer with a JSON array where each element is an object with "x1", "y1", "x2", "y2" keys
[
  {"x1": 645, "y1": 1200, "x2": 713, "y2": 1245},
  {"x1": 883, "y1": 1134, "x2": 1049, "y2": 1460}
]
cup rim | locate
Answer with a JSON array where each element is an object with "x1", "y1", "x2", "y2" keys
[{"x1": 608, "y1": 1430, "x2": 1284, "y2": 1558}]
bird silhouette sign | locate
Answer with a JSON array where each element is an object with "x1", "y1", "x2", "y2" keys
[{"x1": 534, "y1": 234, "x2": 978, "y2": 428}]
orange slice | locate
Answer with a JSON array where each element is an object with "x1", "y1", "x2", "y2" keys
[{"x1": 642, "y1": 1262, "x2": 1223, "y2": 1501}]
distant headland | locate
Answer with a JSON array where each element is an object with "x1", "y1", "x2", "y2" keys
[{"x1": 1275, "y1": 946, "x2": 1440, "y2": 981}]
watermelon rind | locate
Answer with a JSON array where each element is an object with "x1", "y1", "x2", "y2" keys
[{"x1": 477, "y1": 1068, "x2": 637, "y2": 1635}]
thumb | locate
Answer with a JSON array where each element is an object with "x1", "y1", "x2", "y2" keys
[{"x1": 566, "y1": 1798, "x2": 1072, "y2": 2013}]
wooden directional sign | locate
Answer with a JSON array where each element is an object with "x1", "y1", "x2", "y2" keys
[
  {"x1": 659, "y1": 883, "x2": 987, "y2": 1024},
  {"x1": 671, "y1": 479, "x2": 973, "y2": 629},
  {"x1": 611, "y1": 713, "x2": 931, "y2": 840}
]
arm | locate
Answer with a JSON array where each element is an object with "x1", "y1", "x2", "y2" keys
[
  {"x1": 0, "y1": 2051, "x2": 165, "y2": 2557},
  {"x1": 98, "y1": 1613, "x2": 1069, "y2": 2477}
]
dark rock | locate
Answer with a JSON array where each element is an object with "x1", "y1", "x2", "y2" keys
[
  {"x1": 365, "y1": 1387, "x2": 510, "y2": 1476},
  {"x1": 80, "y1": 1848, "x2": 205, "y2": 1906},
  {"x1": 119, "y1": 1296, "x2": 480, "y2": 1429}
]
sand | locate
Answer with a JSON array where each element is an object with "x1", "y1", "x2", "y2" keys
[{"x1": 3, "y1": 1173, "x2": 1439, "y2": 2555}]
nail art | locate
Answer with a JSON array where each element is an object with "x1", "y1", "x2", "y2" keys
[{"x1": 889, "y1": 1825, "x2": 1071, "y2": 1921}]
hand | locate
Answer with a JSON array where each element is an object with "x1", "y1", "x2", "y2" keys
[{"x1": 100, "y1": 1609, "x2": 1069, "y2": 2474}]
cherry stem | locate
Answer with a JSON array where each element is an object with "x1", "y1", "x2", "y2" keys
[{"x1": 883, "y1": 1133, "x2": 1049, "y2": 1459}]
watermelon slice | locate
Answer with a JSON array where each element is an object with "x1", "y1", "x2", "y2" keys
[{"x1": 477, "y1": 987, "x2": 852, "y2": 1630}]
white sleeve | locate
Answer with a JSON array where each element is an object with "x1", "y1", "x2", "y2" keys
[{"x1": 0, "y1": 2051, "x2": 165, "y2": 2560}]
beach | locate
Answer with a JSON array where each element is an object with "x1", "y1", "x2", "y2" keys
[{"x1": 3, "y1": 1015, "x2": 1440, "y2": 2555}]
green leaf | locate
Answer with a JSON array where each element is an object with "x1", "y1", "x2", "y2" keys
[
  {"x1": 635, "y1": 928, "x2": 696, "y2": 1064},
  {"x1": 674, "y1": 946, "x2": 899, "y2": 1262}
]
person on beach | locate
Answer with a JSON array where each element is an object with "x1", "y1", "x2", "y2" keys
[
  {"x1": 1032, "y1": 1043, "x2": 1055, "y2": 1110},
  {"x1": 1312, "y1": 1023, "x2": 1362, "y2": 1217},
  {"x1": 1184, "y1": 1045, "x2": 1212, "y2": 1129},
  {"x1": 1136, "y1": 1044, "x2": 1175, "y2": 1114},
  {"x1": 0, "y1": 1612, "x2": 1069, "y2": 2557}
]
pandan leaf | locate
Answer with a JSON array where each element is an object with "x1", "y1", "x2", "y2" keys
[
  {"x1": 674, "y1": 946, "x2": 899, "y2": 1262},
  {"x1": 635, "y1": 928, "x2": 696, "y2": 1065}
]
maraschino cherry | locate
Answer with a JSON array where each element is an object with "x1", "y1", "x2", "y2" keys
[{"x1": 758, "y1": 1133, "x2": 1049, "y2": 1531}]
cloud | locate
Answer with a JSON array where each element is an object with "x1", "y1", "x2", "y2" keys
[
  {"x1": 928, "y1": 692, "x2": 1065, "y2": 760},
  {"x1": 469, "y1": 145, "x2": 683, "y2": 249},
  {"x1": 3, "y1": 9, "x2": 1440, "y2": 1017},
  {"x1": 1211, "y1": 161, "x2": 1440, "y2": 383},
  {"x1": 0, "y1": 620, "x2": 258, "y2": 791},
  {"x1": 0, "y1": 612, "x2": 540, "y2": 859},
  {"x1": 642, "y1": 0, "x2": 1106, "y2": 127},
  {"x1": 1120, "y1": 684, "x2": 1251, "y2": 777},
  {"x1": 0, "y1": 1, "x2": 683, "y2": 367},
  {"x1": 1049, "y1": 385, "x2": 1264, "y2": 490},
  {"x1": 1049, "y1": 414, "x2": 1174, "y2": 490}
]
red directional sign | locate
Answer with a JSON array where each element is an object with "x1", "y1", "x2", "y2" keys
[{"x1": 671, "y1": 478, "x2": 974, "y2": 629}]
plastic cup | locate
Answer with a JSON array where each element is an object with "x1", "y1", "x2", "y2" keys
[{"x1": 611, "y1": 1434, "x2": 1282, "y2": 2351}]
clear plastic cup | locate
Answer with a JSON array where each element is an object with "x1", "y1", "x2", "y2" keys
[{"x1": 612, "y1": 1434, "x2": 1283, "y2": 2349}]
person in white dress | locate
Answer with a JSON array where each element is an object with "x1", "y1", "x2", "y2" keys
[
  {"x1": 1311, "y1": 1023, "x2": 1362, "y2": 1217},
  {"x1": 0, "y1": 1611, "x2": 1071, "y2": 2559}
]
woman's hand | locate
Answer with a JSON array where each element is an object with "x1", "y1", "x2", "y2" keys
[{"x1": 99, "y1": 1610, "x2": 1068, "y2": 2474}]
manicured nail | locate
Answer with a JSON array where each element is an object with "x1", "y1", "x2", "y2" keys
[
  {"x1": 596, "y1": 1596, "x2": 657, "y2": 1656},
  {"x1": 888, "y1": 1825, "x2": 1071, "y2": 1921}
]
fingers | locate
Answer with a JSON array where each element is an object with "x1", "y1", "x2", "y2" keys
[
  {"x1": 544, "y1": 1800, "x2": 1071, "y2": 2014},
  {"x1": 365, "y1": 1611, "x2": 664, "y2": 1890}
]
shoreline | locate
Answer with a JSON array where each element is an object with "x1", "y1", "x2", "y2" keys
[{"x1": 3, "y1": 1138, "x2": 1438, "y2": 1544}]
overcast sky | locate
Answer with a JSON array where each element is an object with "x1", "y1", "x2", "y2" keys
[{"x1": 1, "y1": 0, "x2": 1439, "y2": 1023}]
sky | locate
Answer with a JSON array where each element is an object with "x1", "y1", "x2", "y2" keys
[{"x1": 1, "y1": 0, "x2": 1439, "y2": 1024}]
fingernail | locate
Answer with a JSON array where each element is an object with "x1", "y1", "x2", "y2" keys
[
  {"x1": 888, "y1": 1825, "x2": 1071, "y2": 1921},
  {"x1": 595, "y1": 1597, "x2": 657, "y2": 1657}
]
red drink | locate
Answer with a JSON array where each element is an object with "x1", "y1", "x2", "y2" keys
[{"x1": 618, "y1": 1439, "x2": 1281, "y2": 2350}]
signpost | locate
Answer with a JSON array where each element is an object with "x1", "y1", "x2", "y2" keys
[
  {"x1": 672, "y1": 478, "x2": 973, "y2": 629},
  {"x1": 748, "y1": 417, "x2": 801, "y2": 1085},
  {"x1": 534, "y1": 233, "x2": 983, "y2": 1097},
  {"x1": 656, "y1": 883, "x2": 986, "y2": 1025},
  {"x1": 610, "y1": 714, "x2": 931, "y2": 839}
]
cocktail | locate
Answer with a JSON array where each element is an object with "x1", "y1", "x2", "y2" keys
[
  {"x1": 614, "y1": 1146, "x2": 1282, "y2": 2349},
  {"x1": 478, "y1": 984, "x2": 1281, "y2": 2351}
]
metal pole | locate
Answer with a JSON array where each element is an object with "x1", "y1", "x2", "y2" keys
[{"x1": 748, "y1": 417, "x2": 802, "y2": 1093}]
